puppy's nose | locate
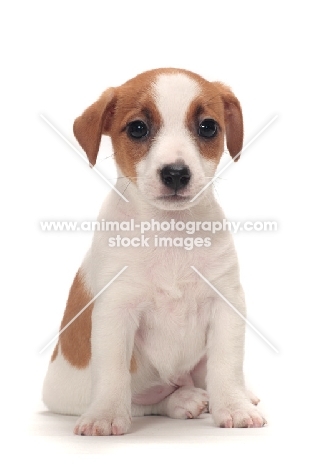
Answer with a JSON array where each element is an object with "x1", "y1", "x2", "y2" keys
[{"x1": 160, "y1": 164, "x2": 191, "y2": 191}]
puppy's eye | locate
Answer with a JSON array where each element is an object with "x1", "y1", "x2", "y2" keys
[
  {"x1": 127, "y1": 120, "x2": 149, "y2": 139},
  {"x1": 198, "y1": 119, "x2": 218, "y2": 138}
]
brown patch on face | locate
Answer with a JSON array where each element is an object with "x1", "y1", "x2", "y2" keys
[
  {"x1": 109, "y1": 83, "x2": 162, "y2": 181},
  {"x1": 57, "y1": 269, "x2": 92, "y2": 368},
  {"x1": 185, "y1": 79, "x2": 243, "y2": 163},
  {"x1": 51, "y1": 343, "x2": 58, "y2": 362},
  {"x1": 130, "y1": 354, "x2": 137, "y2": 373},
  {"x1": 186, "y1": 91, "x2": 225, "y2": 163}
]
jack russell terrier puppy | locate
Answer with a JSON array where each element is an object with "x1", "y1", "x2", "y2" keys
[{"x1": 43, "y1": 68, "x2": 266, "y2": 435}]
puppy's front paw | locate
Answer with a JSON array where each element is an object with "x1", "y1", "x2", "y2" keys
[
  {"x1": 165, "y1": 386, "x2": 209, "y2": 419},
  {"x1": 212, "y1": 401, "x2": 266, "y2": 428},
  {"x1": 74, "y1": 410, "x2": 131, "y2": 436}
]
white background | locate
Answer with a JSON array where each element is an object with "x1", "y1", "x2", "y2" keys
[{"x1": 1, "y1": 1, "x2": 311, "y2": 465}]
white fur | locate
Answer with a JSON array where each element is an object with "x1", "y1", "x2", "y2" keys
[
  {"x1": 43, "y1": 72, "x2": 265, "y2": 435},
  {"x1": 43, "y1": 351, "x2": 90, "y2": 415}
]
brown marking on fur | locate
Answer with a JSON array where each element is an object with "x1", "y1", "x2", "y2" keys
[
  {"x1": 185, "y1": 91, "x2": 225, "y2": 163},
  {"x1": 74, "y1": 70, "x2": 165, "y2": 179},
  {"x1": 51, "y1": 344, "x2": 58, "y2": 362},
  {"x1": 109, "y1": 86, "x2": 162, "y2": 181},
  {"x1": 73, "y1": 87, "x2": 116, "y2": 167},
  {"x1": 185, "y1": 81, "x2": 243, "y2": 162},
  {"x1": 210, "y1": 82, "x2": 244, "y2": 160},
  {"x1": 58, "y1": 269, "x2": 92, "y2": 368},
  {"x1": 130, "y1": 354, "x2": 137, "y2": 373}
]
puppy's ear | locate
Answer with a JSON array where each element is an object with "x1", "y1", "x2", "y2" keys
[
  {"x1": 73, "y1": 87, "x2": 116, "y2": 166},
  {"x1": 212, "y1": 82, "x2": 243, "y2": 161}
]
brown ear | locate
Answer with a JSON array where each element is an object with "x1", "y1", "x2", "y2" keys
[
  {"x1": 73, "y1": 87, "x2": 116, "y2": 166},
  {"x1": 212, "y1": 82, "x2": 243, "y2": 161}
]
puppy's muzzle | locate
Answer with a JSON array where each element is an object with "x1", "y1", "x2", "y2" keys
[{"x1": 160, "y1": 164, "x2": 191, "y2": 192}]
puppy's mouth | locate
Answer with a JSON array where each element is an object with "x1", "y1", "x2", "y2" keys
[
  {"x1": 157, "y1": 194, "x2": 191, "y2": 202},
  {"x1": 152, "y1": 192, "x2": 194, "y2": 211}
]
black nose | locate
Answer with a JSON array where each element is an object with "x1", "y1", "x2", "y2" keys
[{"x1": 160, "y1": 164, "x2": 191, "y2": 191}]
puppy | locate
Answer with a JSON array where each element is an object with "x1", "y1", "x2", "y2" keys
[{"x1": 42, "y1": 68, "x2": 265, "y2": 435}]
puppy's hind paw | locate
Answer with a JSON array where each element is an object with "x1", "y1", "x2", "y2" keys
[{"x1": 164, "y1": 386, "x2": 209, "y2": 419}]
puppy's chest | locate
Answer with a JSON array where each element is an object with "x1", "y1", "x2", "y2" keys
[
  {"x1": 140, "y1": 247, "x2": 214, "y2": 329},
  {"x1": 140, "y1": 287, "x2": 209, "y2": 342},
  {"x1": 135, "y1": 255, "x2": 213, "y2": 374}
]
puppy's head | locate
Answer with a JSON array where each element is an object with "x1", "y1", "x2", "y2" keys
[{"x1": 74, "y1": 68, "x2": 243, "y2": 210}]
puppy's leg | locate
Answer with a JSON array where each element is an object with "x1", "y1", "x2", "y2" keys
[
  {"x1": 189, "y1": 356, "x2": 259, "y2": 407},
  {"x1": 74, "y1": 292, "x2": 139, "y2": 436},
  {"x1": 207, "y1": 294, "x2": 266, "y2": 428}
]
